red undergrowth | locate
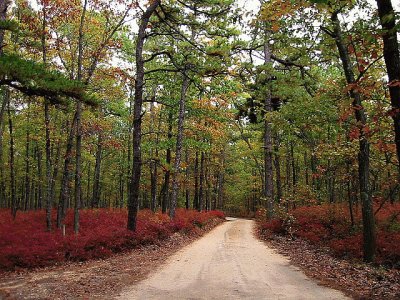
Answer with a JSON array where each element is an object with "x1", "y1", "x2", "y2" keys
[
  {"x1": 257, "y1": 203, "x2": 400, "y2": 267},
  {"x1": 0, "y1": 208, "x2": 225, "y2": 271}
]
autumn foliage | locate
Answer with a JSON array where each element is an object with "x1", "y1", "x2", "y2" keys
[
  {"x1": 258, "y1": 203, "x2": 400, "y2": 267},
  {"x1": 0, "y1": 209, "x2": 225, "y2": 271}
]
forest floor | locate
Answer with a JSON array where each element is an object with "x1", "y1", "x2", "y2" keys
[
  {"x1": 0, "y1": 220, "x2": 221, "y2": 300},
  {"x1": 259, "y1": 234, "x2": 400, "y2": 300}
]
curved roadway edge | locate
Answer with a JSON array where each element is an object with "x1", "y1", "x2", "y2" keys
[{"x1": 117, "y1": 219, "x2": 350, "y2": 300}]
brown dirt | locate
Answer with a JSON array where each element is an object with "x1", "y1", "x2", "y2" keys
[
  {"x1": 118, "y1": 219, "x2": 348, "y2": 299},
  {"x1": 0, "y1": 219, "x2": 223, "y2": 300}
]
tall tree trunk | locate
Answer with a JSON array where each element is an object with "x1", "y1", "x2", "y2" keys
[
  {"x1": 128, "y1": 0, "x2": 161, "y2": 231},
  {"x1": 7, "y1": 93, "x2": 16, "y2": 219},
  {"x1": 274, "y1": 134, "x2": 282, "y2": 202},
  {"x1": 331, "y1": 11, "x2": 375, "y2": 262},
  {"x1": 149, "y1": 100, "x2": 158, "y2": 212},
  {"x1": 73, "y1": 0, "x2": 88, "y2": 234},
  {"x1": 0, "y1": 89, "x2": 7, "y2": 208},
  {"x1": 170, "y1": 73, "x2": 190, "y2": 219},
  {"x1": 42, "y1": 1, "x2": 53, "y2": 230},
  {"x1": 194, "y1": 151, "x2": 199, "y2": 211},
  {"x1": 24, "y1": 110, "x2": 31, "y2": 211},
  {"x1": 36, "y1": 145, "x2": 43, "y2": 209},
  {"x1": 92, "y1": 133, "x2": 102, "y2": 208},
  {"x1": 263, "y1": 40, "x2": 274, "y2": 218},
  {"x1": 57, "y1": 114, "x2": 77, "y2": 228},
  {"x1": 376, "y1": 0, "x2": 400, "y2": 176},
  {"x1": 185, "y1": 148, "x2": 190, "y2": 210},
  {"x1": 199, "y1": 151, "x2": 205, "y2": 211}
]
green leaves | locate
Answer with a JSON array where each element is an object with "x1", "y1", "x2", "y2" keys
[{"x1": 0, "y1": 54, "x2": 97, "y2": 106}]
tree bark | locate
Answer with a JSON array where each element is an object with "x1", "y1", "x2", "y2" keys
[
  {"x1": 161, "y1": 111, "x2": 173, "y2": 214},
  {"x1": 376, "y1": 0, "x2": 400, "y2": 176},
  {"x1": 0, "y1": 89, "x2": 7, "y2": 207},
  {"x1": 194, "y1": 151, "x2": 199, "y2": 211},
  {"x1": 263, "y1": 40, "x2": 274, "y2": 218},
  {"x1": 57, "y1": 113, "x2": 77, "y2": 228},
  {"x1": 128, "y1": 0, "x2": 161, "y2": 231},
  {"x1": 7, "y1": 92, "x2": 16, "y2": 219},
  {"x1": 170, "y1": 72, "x2": 190, "y2": 219},
  {"x1": 73, "y1": 0, "x2": 88, "y2": 234},
  {"x1": 199, "y1": 151, "x2": 205, "y2": 211},
  {"x1": 274, "y1": 134, "x2": 282, "y2": 202},
  {"x1": 92, "y1": 133, "x2": 102, "y2": 208},
  {"x1": 331, "y1": 11, "x2": 376, "y2": 262}
]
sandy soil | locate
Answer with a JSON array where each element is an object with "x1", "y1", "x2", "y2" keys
[{"x1": 118, "y1": 218, "x2": 349, "y2": 300}]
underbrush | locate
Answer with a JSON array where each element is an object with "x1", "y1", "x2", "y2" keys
[
  {"x1": 257, "y1": 203, "x2": 400, "y2": 267},
  {"x1": 0, "y1": 208, "x2": 225, "y2": 271}
]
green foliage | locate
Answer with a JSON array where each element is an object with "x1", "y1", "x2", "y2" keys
[{"x1": 0, "y1": 54, "x2": 97, "y2": 106}]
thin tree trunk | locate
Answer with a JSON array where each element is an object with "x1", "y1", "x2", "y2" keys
[
  {"x1": 7, "y1": 93, "x2": 16, "y2": 219},
  {"x1": 57, "y1": 114, "x2": 77, "y2": 228},
  {"x1": 36, "y1": 145, "x2": 43, "y2": 209},
  {"x1": 73, "y1": 0, "x2": 88, "y2": 234},
  {"x1": 331, "y1": 11, "x2": 375, "y2": 262},
  {"x1": 194, "y1": 151, "x2": 199, "y2": 211},
  {"x1": 170, "y1": 73, "x2": 190, "y2": 219},
  {"x1": 263, "y1": 39, "x2": 274, "y2": 218},
  {"x1": 199, "y1": 151, "x2": 205, "y2": 211},
  {"x1": 92, "y1": 133, "x2": 102, "y2": 208},
  {"x1": 185, "y1": 148, "x2": 190, "y2": 210},
  {"x1": 24, "y1": 105, "x2": 31, "y2": 211},
  {"x1": 160, "y1": 110, "x2": 173, "y2": 213},
  {"x1": 274, "y1": 134, "x2": 282, "y2": 202},
  {"x1": 0, "y1": 89, "x2": 7, "y2": 208},
  {"x1": 149, "y1": 100, "x2": 158, "y2": 212},
  {"x1": 128, "y1": 0, "x2": 161, "y2": 231}
]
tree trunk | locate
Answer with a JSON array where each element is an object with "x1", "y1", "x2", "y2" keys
[
  {"x1": 185, "y1": 148, "x2": 190, "y2": 210},
  {"x1": 24, "y1": 113, "x2": 31, "y2": 211},
  {"x1": 128, "y1": 0, "x2": 161, "y2": 231},
  {"x1": 170, "y1": 72, "x2": 190, "y2": 219},
  {"x1": 92, "y1": 133, "x2": 102, "y2": 208},
  {"x1": 199, "y1": 151, "x2": 205, "y2": 211},
  {"x1": 7, "y1": 93, "x2": 16, "y2": 219},
  {"x1": 0, "y1": 89, "x2": 7, "y2": 208},
  {"x1": 161, "y1": 110, "x2": 173, "y2": 213},
  {"x1": 36, "y1": 145, "x2": 43, "y2": 209},
  {"x1": 73, "y1": 0, "x2": 88, "y2": 234},
  {"x1": 194, "y1": 151, "x2": 199, "y2": 211},
  {"x1": 331, "y1": 11, "x2": 375, "y2": 262},
  {"x1": 263, "y1": 40, "x2": 274, "y2": 218},
  {"x1": 376, "y1": 0, "x2": 400, "y2": 176},
  {"x1": 274, "y1": 134, "x2": 282, "y2": 202},
  {"x1": 149, "y1": 100, "x2": 158, "y2": 212},
  {"x1": 57, "y1": 113, "x2": 77, "y2": 228}
]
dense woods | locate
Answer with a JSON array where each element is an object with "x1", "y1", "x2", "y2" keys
[{"x1": 0, "y1": 0, "x2": 400, "y2": 268}]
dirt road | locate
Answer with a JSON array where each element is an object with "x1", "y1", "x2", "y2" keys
[{"x1": 118, "y1": 218, "x2": 348, "y2": 300}]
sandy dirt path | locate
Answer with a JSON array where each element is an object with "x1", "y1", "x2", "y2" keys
[{"x1": 118, "y1": 218, "x2": 349, "y2": 300}]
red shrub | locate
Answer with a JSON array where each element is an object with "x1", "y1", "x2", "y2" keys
[
  {"x1": 257, "y1": 202, "x2": 400, "y2": 266},
  {"x1": 0, "y1": 208, "x2": 224, "y2": 271}
]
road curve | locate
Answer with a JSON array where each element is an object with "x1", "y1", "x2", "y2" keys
[{"x1": 118, "y1": 219, "x2": 348, "y2": 300}]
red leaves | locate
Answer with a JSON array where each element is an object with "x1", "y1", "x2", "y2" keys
[
  {"x1": 0, "y1": 208, "x2": 225, "y2": 271},
  {"x1": 257, "y1": 203, "x2": 400, "y2": 266}
]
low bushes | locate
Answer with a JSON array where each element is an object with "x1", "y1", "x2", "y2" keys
[
  {"x1": 0, "y1": 208, "x2": 225, "y2": 271},
  {"x1": 257, "y1": 203, "x2": 400, "y2": 267}
]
